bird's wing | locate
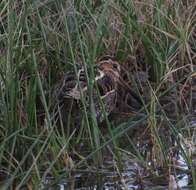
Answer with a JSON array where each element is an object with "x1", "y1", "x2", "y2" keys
[{"x1": 58, "y1": 69, "x2": 88, "y2": 100}]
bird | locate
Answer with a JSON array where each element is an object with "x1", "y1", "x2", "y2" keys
[{"x1": 57, "y1": 56, "x2": 121, "y2": 124}]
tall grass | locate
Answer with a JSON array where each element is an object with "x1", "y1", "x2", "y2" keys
[{"x1": 0, "y1": 0, "x2": 195, "y2": 189}]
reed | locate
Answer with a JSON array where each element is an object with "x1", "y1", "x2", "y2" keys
[{"x1": 0, "y1": 0, "x2": 195, "y2": 189}]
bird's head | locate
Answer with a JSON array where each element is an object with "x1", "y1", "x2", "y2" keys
[{"x1": 96, "y1": 56, "x2": 121, "y2": 80}]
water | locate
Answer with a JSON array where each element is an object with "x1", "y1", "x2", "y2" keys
[
  {"x1": 42, "y1": 151, "x2": 192, "y2": 190},
  {"x1": 41, "y1": 119, "x2": 196, "y2": 190}
]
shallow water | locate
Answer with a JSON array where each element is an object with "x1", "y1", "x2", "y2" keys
[
  {"x1": 39, "y1": 117, "x2": 196, "y2": 190},
  {"x1": 42, "y1": 151, "x2": 192, "y2": 190}
]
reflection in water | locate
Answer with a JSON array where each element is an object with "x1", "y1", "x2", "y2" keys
[
  {"x1": 176, "y1": 154, "x2": 189, "y2": 188},
  {"x1": 59, "y1": 184, "x2": 65, "y2": 190},
  {"x1": 42, "y1": 151, "x2": 191, "y2": 190}
]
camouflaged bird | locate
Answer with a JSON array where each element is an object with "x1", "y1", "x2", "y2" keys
[{"x1": 57, "y1": 56, "x2": 121, "y2": 123}]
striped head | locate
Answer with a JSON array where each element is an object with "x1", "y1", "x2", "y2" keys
[{"x1": 96, "y1": 56, "x2": 121, "y2": 82}]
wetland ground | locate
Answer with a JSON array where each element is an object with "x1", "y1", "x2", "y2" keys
[{"x1": 0, "y1": 0, "x2": 196, "y2": 189}]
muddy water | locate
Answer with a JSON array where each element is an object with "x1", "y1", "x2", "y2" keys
[
  {"x1": 42, "y1": 119, "x2": 196, "y2": 190},
  {"x1": 42, "y1": 151, "x2": 192, "y2": 190}
]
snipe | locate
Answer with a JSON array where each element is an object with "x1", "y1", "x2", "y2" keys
[
  {"x1": 57, "y1": 55, "x2": 143, "y2": 126},
  {"x1": 57, "y1": 56, "x2": 121, "y2": 124}
]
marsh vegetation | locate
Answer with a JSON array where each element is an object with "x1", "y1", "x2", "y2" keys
[{"x1": 0, "y1": 0, "x2": 195, "y2": 189}]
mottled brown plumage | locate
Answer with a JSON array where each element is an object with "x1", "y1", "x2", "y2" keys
[
  {"x1": 57, "y1": 56, "x2": 121, "y2": 123},
  {"x1": 57, "y1": 55, "x2": 143, "y2": 126}
]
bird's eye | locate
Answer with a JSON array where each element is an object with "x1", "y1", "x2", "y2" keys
[{"x1": 112, "y1": 64, "x2": 118, "y2": 70}]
